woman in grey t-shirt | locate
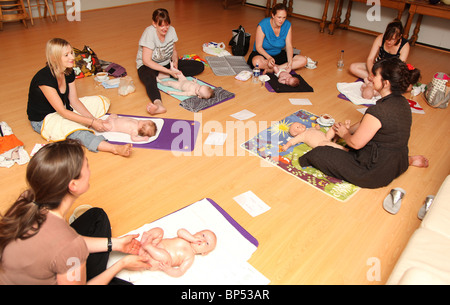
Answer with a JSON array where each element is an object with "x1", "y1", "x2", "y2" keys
[{"x1": 137, "y1": 8, "x2": 204, "y2": 115}]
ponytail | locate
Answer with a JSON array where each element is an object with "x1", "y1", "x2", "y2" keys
[
  {"x1": 0, "y1": 139, "x2": 84, "y2": 267},
  {"x1": 0, "y1": 190, "x2": 47, "y2": 266}
]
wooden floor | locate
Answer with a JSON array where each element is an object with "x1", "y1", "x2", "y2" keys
[{"x1": 0, "y1": 0, "x2": 449, "y2": 285}]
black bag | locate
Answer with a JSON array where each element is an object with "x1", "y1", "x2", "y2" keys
[{"x1": 229, "y1": 25, "x2": 251, "y2": 56}]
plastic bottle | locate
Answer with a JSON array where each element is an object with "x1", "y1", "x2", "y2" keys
[
  {"x1": 252, "y1": 63, "x2": 260, "y2": 83},
  {"x1": 337, "y1": 50, "x2": 344, "y2": 71}
]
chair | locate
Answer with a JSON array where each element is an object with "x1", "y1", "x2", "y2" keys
[
  {"x1": 24, "y1": 0, "x2": 54, "y2": 25},
  {"x1": 48, "y1": 0, "x2": 66, "y2": 21},
  {"x1": 266, "y1": 0, "x2": 293, "y2": 17},
  {"x1": 0, "y1": 0, "x2": 28, "y2": 30}
]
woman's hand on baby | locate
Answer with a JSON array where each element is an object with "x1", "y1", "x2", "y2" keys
[
  {"x1": 120, "y1": 255, "x2": 152, "y2": 271},
  {"x1": 91, "y1": 119, "x2": 108, "y2": 132},
  {"x1": 114, "y1": 234, "x2": 142, "y2": 255},
  {"x1": 333, "y1": 122, "x2": 350, "y2": 138}
]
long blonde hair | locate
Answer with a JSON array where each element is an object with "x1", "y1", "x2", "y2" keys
[{"x1": 45, "y1": 38, "x2": 73, "y2": 77}]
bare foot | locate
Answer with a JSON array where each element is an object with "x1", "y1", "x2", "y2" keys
[
  {"x1": 113, "y1": 144, "x2": 132, "y2": 157},
  {"x1": 409, "y1": 155, "x2": 429, "y2": 168},
  {"x1": 147, "y1": 100, "x2": 166, "y2": 115}
]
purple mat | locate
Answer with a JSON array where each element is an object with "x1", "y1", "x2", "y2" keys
[{"x1": 106, "y1": 114, "x2": 200, "y2": 152}]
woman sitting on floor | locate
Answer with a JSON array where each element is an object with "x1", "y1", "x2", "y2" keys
[{"x1": 298, "y1": 58, "x2": 428, "y2": 189}]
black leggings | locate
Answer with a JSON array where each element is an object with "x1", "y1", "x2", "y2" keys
[
  {"x1": 70, "y1": 207, "x2": 132, "y2": 285},
  {"x1": 137, "y1": 59, "x2": 204, "y2": 103}
]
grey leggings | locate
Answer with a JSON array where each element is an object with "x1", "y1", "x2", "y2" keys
[{"x1": 30, "y1": 120, "x2": 106, "y2": 152}]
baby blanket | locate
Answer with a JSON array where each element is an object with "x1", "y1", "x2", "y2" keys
[
  {"x1": 336, "y1": 81, "x2": 380, "y2": 106},
  {"x1": 41, "y1": 95, "x2": 110, "y2": 141},
  {"x1": 107, "y1": 198, "x2": 269, "y2": 285},
  {"x1": 265, "y1": 72, "x2": 314, "y2": 93},
  {"x1": 157, "y1": 77, "x2": 235, "y2": 112}
]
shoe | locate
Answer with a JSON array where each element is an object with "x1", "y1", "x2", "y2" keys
[
  {"x1": 383, "y1": 188, "x2": 405, "y2": 214},
  {"x1": 418, "y1": 195, "x2": 434, "y2": 220}
]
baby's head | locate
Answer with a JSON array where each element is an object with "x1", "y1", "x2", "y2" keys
[
  {"x1": 192, "y1": 230, "x2": 217, "y2": 255},
  {"x1": 289, "y1": 122, "x2": 307, "y2": 136},
  {"x1": 138, "y1": 120, "x2": 157, "y2": 137},
  {"x1": 197, "y1": 85, "x2": 215, "y2": 99},
  {"x1": 286, "y1": 76, "x2": 300, "y2": 87}
]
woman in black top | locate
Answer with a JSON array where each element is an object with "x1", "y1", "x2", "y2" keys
[
  {"x1": 299, "y1": 58, "x2": 428, "y2": 188},
  {"x1": 27, "y1": 38, "x2": 132, "y2": 157},
  {"x1": 349, "y1": 20, "x2": 410, "y2": 82}
]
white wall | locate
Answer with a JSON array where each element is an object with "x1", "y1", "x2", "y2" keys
[{"x1": 246, "y1": 0, "x2": 450, "y2": 49}]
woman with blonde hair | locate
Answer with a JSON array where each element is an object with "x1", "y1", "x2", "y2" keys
[
  {"x1": 27, "y1": 38, "x2": 132, "y2": 157},
  {"x1": 0, "y1": 140, "x2": 151, "y2": 285}
]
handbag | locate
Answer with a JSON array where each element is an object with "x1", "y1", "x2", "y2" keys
[
  {"x1": 229, "y1": 25, "x2": 251, "y2": 56},
  {"x1": 424, "y1": 72, "x2": 450, "y2": 109},
  {"x1": 73, "y1": 46, "x2": 102, "y2": 79}
]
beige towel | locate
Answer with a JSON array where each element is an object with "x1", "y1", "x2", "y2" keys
[{"x1": 41, "y1": 95, "x2": 110, "y2": 141}]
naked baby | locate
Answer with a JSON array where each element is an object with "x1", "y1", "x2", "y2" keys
[
  {"x1": 157, "y1": 62, "x2": 215, "y2": 99},
  {"x1": 103, "y1": 114, "x2": 157, "y2": 142},
  {"x1": 139, "y1": 227, "x2": 217, "y2": 277},
  {"x1": 281, "y1": 121, "x2": 350, "y2": 152}
]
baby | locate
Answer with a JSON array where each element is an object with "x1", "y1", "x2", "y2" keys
[
  {"x1": 361, "y1": 78, "x2": 380, "y2": 99},
  {"x1": 273, "y1": 65, "x2": 300, "y2": 87},
  {"x1": 281, "y1": 121, "x2": 350, "y2": 152},
  {"x1": 158, "y1": 62, "x2": 215, "y2": 99},
  {"x1": 103, "y1": 114, "x2": 157, "y2": 142},
  {"x1": 139, "y1": 227, "x2": 217, "y2": 277}
]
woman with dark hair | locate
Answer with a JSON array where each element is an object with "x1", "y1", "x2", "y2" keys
[
  {"x1": 299, "y1": 58, "x2": 427, "y2": 189},
  {"x1": 137, "y1": 8, "x2": 204, "y2": 115},
  {"x1": 247, "y1": 3, "x2": 307, "y2": 73},
  {"x1": 0, "y1": 140, "x2": 150, "y2": 285},
  {"x1": 349, "y1": 20, "x2": 410, "y2": 81}
]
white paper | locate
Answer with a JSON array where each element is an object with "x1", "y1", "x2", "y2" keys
[
  {"x1": 204, "y1": 132, "x2": 227, "y2": 146},
  {"x1": 230, "y1": 109, "x2": 256, "y2": 121},
  {"x1": 289, "y1": 98, "x2": 312, "y2": 105},
  {"x1": 233, "y1": 191, "x2": 271, "y2": 217}
]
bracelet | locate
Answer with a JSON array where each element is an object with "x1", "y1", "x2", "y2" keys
[
  {"x1": 88, "y1": 118, "x2": 94, "y2": 128},
  {"x1": 107, "y1": 237, "x2": 112, "y2": 252}
]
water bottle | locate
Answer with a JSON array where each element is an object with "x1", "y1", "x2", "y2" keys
[
  {"x1": 337, "y1": 50, "x2": 344, "y2": 71},
  {"x1": 252, "y1": 63, "x2": 260, "y2": 83}
]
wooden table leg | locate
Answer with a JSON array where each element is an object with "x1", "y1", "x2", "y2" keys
[
  {"x1": 320, "y1": 0, "x2": 330, "y2": 33},
  {"x1": 410, "y1": 14, "x2": 423, "y2": 46},
  {"x1": 328, "y1": 0, "x2": 343, "y2": 34}
]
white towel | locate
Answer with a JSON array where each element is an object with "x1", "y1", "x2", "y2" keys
[
  {"x1": 107, "y1": 198, "x2": 269, "y2": 285},
  {"x1": 96, "y1": 115, "x2": 164, "y2": 144},
  {"x1": 337, "y1": 82, "x2": 380, "y2": 105}
]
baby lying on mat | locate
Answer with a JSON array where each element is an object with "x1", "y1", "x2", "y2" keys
[
  {"x1": 157, "y1": 62, "x2": 215, "y2": 99},
  {"x1": 139, "y1": 227, "x2": 217, "y2": 277},
  {"x1": 281, "y1": 121, "x2": 350, "y2": 152},
  {"x1": 103, "y1": 114, "x2": 157, "y2": 142},
  {"x1": 273, "y1": 65, "x2": 300, "y2": 88}
]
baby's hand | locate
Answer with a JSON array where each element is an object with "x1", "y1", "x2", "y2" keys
[{"x1": 281, "y1": 141, "x2": 292, "y2": 151}]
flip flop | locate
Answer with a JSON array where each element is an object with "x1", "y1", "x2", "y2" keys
[
  {"x1": 383, "y1": 188, "x2": 405, "y2": 214},
  {"x1": 418, "y1": 195, "x2": 434, "y2": 220}
]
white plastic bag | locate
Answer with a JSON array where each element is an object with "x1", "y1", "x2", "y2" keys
[
  {"x1": 118, "y1": 76, "x2": 136, "y2": 96},
  {"x1": 202, "y1": 42, "x2": 231, "y2": 57}
]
